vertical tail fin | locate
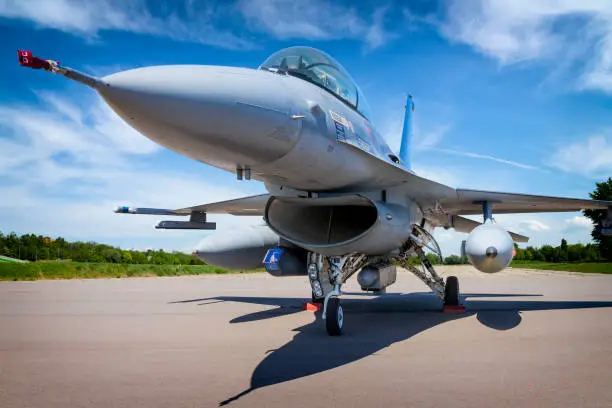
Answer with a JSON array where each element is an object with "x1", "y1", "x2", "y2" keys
[{"x1": 399, "y1": 94, "x2": 414, "y2": 169}]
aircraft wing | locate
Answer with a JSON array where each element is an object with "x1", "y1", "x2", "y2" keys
[
  {"x1": 445, "y1": 189, "x2": 612, "y2": 216},
  {"x1": 176, "y1": 194, "x2": 270, "y2": 215},
  {"x1": 115, "y1": 194, "x2": 270, "y2": 216},
  {"x1": 336, "y1": 142, "x2": 611, "y2": 222},
  {"x1": 336, "y1": 141, "x2": 457, "y2": 206}
]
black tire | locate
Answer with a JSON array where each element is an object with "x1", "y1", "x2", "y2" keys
[
  {"x1": 325, "y1": 297, "x2": 343, "y2": 336},
  {"x1": 444, "y1": 276, "x2": 460, "y2": 306}
]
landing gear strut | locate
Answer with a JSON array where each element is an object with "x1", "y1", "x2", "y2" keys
[
  {"x1": 307, "y1": 253, "x2": 367, "y2": 336},
  {"x1": 401, "y1": 225, "x2": 463, "y2": 309}
]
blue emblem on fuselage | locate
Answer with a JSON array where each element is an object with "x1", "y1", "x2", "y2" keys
[{"x1": 263, "y1": 248, "x2": 283, "y2": 272}]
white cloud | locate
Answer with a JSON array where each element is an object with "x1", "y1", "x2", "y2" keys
[
  {"x1": 0, "y1": 90, "x2": 263, "y2": 251},
  {"x1": 520, "y1": 219, "x2": 550, "y2": 232},
  {"x1": 237, "y1": 0, "x2": 396, "y2": 50},
  {"x1": 415, "y1": 124, "x2": 452, "y2": 150},
  {"x1": 429, "y1": 147, "x2": 540, "y2": 170},
  {"x1": 0, "y1": 92, "x2": 159, "y2": 175},
  {"x1": 439, "y1": 0, "x2": 612, "y2": 93},
  {"x1": 364, "y1": 7, "x2": 398, "y2": 51},
  {"x1": 0, "y1": 0, "x2": 254, "y2": 49},
  {"x1": 548, "y1": 135, "x2": 612, "y2": 177},
  {"x1": 1, "y1": 0, "x2": 400, "y2": 51},
  {"x1": 565, "y1": 215, "x2": 594, "y2": 230},
  {"x1": 494, "y1": 213, "x2": 595, "y2": 248},
  {"x1": 377, "y1": 94, "x2": 453, "y2": 154},
  {"x1": 411, "y1": 166, "x2": 461, "y2": 188}
]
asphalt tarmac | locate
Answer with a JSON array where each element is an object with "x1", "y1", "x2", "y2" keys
[{"x1": 1, "y1": 266, "x2": 612, "y2": 408}]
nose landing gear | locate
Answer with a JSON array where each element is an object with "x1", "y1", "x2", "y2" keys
[
  {"x1": 307, "y1": 253, "x2": 367, "y2": 336},
  {"x1": 325, "y1": 296, "x2": 343, "y2": 336}
]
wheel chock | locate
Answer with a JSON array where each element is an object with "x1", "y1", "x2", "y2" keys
[
  {"x1": 443, "y1": 304, "x2": 467, "y2": 314},
  {"x1": 302, "y1": 301, "x2": 322, "y2": 311}
]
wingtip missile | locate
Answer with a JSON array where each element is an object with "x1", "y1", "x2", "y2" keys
[
  {"x1": 114, "y1": 206, "x2": 134, "y2": 214},
  {"x1": 113, "y1": 206, "x2": 184, "y2": 216}
]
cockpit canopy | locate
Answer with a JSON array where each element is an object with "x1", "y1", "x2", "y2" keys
[{"x1": 259, "y1": 46, "x2": 371, "y2": 119}]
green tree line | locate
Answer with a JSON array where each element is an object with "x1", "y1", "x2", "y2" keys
[
  {"x1": 512, "y1": 239, "x2": 601, "y2": 263},
  {"x1": 0, "y1": 232, "x2": 204, "y2": 265}
]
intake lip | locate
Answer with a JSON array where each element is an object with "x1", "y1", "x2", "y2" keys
[{"x1": 264, "y1": 195, "x2": 412, "y2": 256}]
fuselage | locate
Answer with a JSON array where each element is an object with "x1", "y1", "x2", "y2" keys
[{"x1": 98, "y1": 48, "x2": 401, "y2": 193}]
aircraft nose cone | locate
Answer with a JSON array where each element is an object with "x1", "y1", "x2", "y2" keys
[{"x1": 99, "y1": 66, "x2": 301, "y2": 167}]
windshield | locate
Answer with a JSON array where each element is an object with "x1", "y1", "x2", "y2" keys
[{"x1": 260, "y1": 46, "x2": 371, "y2": 119}]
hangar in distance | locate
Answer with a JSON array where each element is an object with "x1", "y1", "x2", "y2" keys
[{"x1": 19, "y1": 47, "x2": 612, "y2": 336}]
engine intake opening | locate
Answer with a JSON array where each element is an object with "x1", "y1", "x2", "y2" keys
[{"x1": 266, "y1": 198, "x2": 378, "y2": 246}]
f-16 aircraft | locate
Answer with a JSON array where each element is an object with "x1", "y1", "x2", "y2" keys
[{"x1": 19, "y1": 47, "x2": 612, "y2": 336}]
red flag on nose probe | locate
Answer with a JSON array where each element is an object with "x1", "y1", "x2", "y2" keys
[{"x1": 17, "y1": 50, "x2": 53, "y2": 70}]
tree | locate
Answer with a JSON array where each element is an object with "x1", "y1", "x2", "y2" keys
[
  {"x1": 444, "y1": 255, "x2": 465, "y2": 265},
  {"x1": 583, "y1": 177, "x2": 612, "y2": 261},
  {"x1": 559, "y1": 238, "x2": 568, "y2": 262},
  {"x1": 39, "y1": 247, "x2": 50, "y2": 261},
  {"x1": 425, "y1": 253, "x2": 441, "y2": 265},
  {"x1": 121, "y1": 251, "x2": 133, "y2": 264}
]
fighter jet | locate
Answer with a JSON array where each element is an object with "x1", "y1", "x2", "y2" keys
[{"x1": 18, "y1": 47, "x2": 612, "y2": 335}]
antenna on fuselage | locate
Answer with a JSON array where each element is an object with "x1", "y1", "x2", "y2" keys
[{"x1": 399, "y1": 94, "x2": 414, "y2": 169}]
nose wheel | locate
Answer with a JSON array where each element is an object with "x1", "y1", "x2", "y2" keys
[{"x1": 325, "y1": 297, "x2": 343, "y2": 336}]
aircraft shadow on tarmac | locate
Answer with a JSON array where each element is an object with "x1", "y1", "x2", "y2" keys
[{"x1": 171, "y1": 292, "x2": 612, "y2": 406}]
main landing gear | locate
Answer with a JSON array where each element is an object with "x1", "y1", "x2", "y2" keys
[
  {"x1": 401, "y1": 225, "x2": 462, "y2": 309},
  {"x1": 307, "y1": 225, "x2": 463, "y2": 336}
]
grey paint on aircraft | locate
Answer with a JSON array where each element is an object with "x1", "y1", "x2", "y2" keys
[{"x1": 28, "y1": 46, "x2": 612, "y2": 273}]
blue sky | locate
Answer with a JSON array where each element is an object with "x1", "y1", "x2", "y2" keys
[{"x1": 1, "y1": 0, "x2": 611, "y2": 256}]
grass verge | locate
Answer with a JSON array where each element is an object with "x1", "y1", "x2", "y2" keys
[
  {"x1": 0, "y1": 261, "x2": 261, "y2": 281},
  {"x1": 510, "y1": 261, "x2": 612, "y2": 274},
  {"x1": 0, "y1": 256, "x2": 23, "y2": 263}
]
